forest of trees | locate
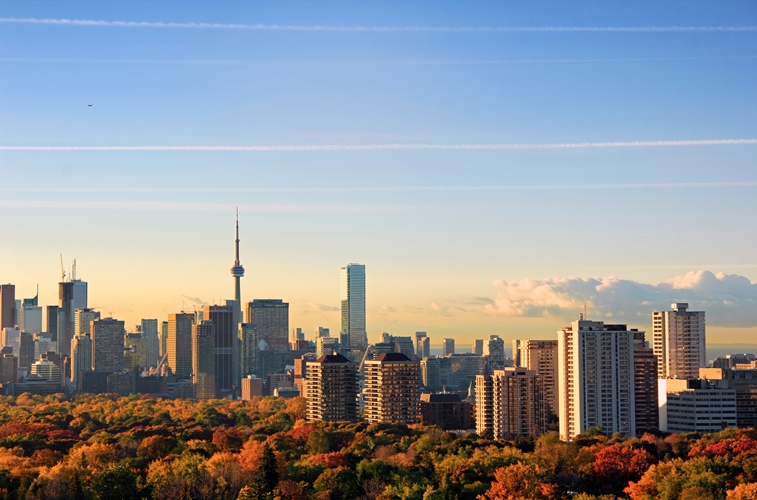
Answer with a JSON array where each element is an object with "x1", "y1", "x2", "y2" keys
[{"x1": 0, "y1": 393, "x2": 754, "y2": 499}]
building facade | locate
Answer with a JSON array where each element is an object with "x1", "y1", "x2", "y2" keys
[
  {"x1": 204, "y1": 305, "x2": 236, "y2": 395},
  {"x1": 167, "y1": 313, "x2": 194, "y2": 378},
  {"x1": 443, "y1": 338, "x2": 455, "y2": 356},
  {"x1": 419, "y1": 393, "x2": 472, "y2": 430},
  {"x1": 653, "y1": 302, "x2": 706, "y2": 380},
  {"x1": 634, "y1": 342, "x2": 660, "y2": 435},
  {"x1": 192, "y1": 320, "x2": 216, "y2": 399},
  {"x1": 476, "y1": 367, "x2": 548, "y2": 439},
  {"x1": 558, "y1": 319, "x2": 636, "y2": 441},
  {"x1": 305, "y1": 353, "x2": 359, "y2": 422},
  {"x1": 517, "y1": 339, "x2": 558, "y2": 414},
  {"x1": 484, "y1": 335, "x2": 506, "y2": 371},
  {"x1": 91, "y1": 318, "x2": 125, "y2": 373},
  {"x1": 363, "y1": 353, "x2": 420, "y2": 424},
  {"x1": 247, "y1": 299, "x2": 289, "y2": 351},
  {"x1": 340, "y1": 264, "x2": 367, "y2": 351},
  {"x1": 658, "y1": 378, "x2": 737, "y2": 433}
]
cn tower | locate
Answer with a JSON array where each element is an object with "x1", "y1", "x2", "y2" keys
[{"x1": 230, "y1": 209, "x2": 244, "y2": 313}]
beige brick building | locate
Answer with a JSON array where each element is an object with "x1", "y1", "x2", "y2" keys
[{"x1": 363, "y1": 353, "x2": 420, "y2": 424}]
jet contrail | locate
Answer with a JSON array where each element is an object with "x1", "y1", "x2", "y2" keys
[
  {"x1": 1, "y1": 17, "x2": 755, "y2": 32},
  {"x1": 2, "y1": 139, "x2": 756, "y2": 152},
  {"x1": 2, "y1": 181, "x2": 756, "y2": 194}
]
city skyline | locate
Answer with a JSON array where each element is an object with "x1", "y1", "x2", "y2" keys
[{"x1": 1, "y1": 2, "x2": 756, "y2": 345}]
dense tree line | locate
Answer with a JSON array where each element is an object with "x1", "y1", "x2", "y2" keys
[{"x1": 0, "y1": 393, "x2": 754, "y2": 499}]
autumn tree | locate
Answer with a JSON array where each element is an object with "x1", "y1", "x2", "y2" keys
[{"x1": 591, "y1": 443, "x2": 655, "y2": 494}]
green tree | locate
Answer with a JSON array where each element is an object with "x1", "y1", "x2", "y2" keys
[
  {"x1": 91, "y1": 464, "x2": 141, "y2": 500},
  {"x1": 261, "y1": 443, "x2": 278, "y2": 492}
]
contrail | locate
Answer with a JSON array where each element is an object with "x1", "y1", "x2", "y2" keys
[
  {"x1": 2, "y1": 55, "x2": 755, "y2": 65},
  {"x1": 1, "y1": 17, "x2": 755, "y2": 32},
  {"x1": 2, "y1": 181, "x2": 756, "y2": 194},
  {"x1": 2, "y1": 139, "x2": 756, "y2": 152}
]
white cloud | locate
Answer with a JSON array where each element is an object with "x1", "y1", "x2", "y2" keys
[{"x1": 486, "y1": 271, "x2": 757, "y2": 327}]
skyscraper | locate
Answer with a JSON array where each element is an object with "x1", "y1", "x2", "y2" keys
[
  {"x1": 204, "y1": 305, "x2": 236, "y2": 395},
  {"x1": 473, "y1": 339, "x2": 484, "y2": 356},
  {"x1": 70, "y1": 333, "x2": 92, "y2": 389},
  {"x1": 193, "y1": 320, "x2": 216, "y2": 399},
  {"x1": 306, "y1": 353, "x2": 359, "y2": 422},
  {"x1": 247, "y1": 299, "x2": 289, "y2": 351},
  {"x1": 167, "y1": 313, "x2": 194, "y2": 378},
  {"x1": 653, "y1": 302, "x2": 706, "y2": 380},
  {"x1": 91, "y1": 318, "x2": 125, "y2": 373},
  {"x1": 558, "y1": 318, "x2": 636, "y2": 441},
  {"x1": 74, "y1": 308, "x2": 100, "y2": 337},
  {"x1": 363, "y1": 353, "x2": 420, "y2": 424},
  {"x1": 484, "y1": 335, "x2": 506, "y2": 371},
  {"x1": 341, "y1": 264, "x2": 367, "y2": 351},
  {"x1": 141, "y1": 319, "x2": 159, "y2": 368},
  {"x1": 0, "y1": 284, "x2": 15, "y2": 330},
  {"x1": 19, "y1": 293, "x2": 42, "y2": 334},
  {"x1": 239, "y1": 322, "x2": 258, "y2": 378},
  {"x1": 634, "y1": 337, "x2": 659, "y2": 436},
  {"x1": 517, "y1": 340, "x2": 558, "y2": 414},
  {"x1": 46, "y1": 305, "x2": 59, "y2": 341},
  {"x1": 230, "y1": 210, "x2": 245, "y2": 327},
  {"x1": 58, "y1": 279, "x2": 87, "y2": 357},
  {"x1": 443, "y1": 338, "x2": 455, "y2": 356}
]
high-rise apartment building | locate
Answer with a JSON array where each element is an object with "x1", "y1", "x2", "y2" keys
[
  {"x1": 653, "y1": 303, "x2": 706, "y2": 380},
  {"x1": 239, "y1": 323, "x2": 258, "y2": 378},
  {"x1": 634, "y1": 339, "x2": 659, "y2": 435},
  {"x1": 160, "y1": 321, "x2": 168, "y2": 358},
  {"x1": 420, "y1": 357, "x2": 442, "y2": 392},
  {"x1": 193, "y1": 320, "x2": 216, "y2": 399},
  {"x1": 0, "y1": 354, "x2": 18, "y2": 384},
  {"x1": 91, "y1": 318, "x2": 125, "y2": 373},
  {"x1": 484, "y1": 335, "x2": 506, "y2": 371},
  {"x1": 476, "y1": 367, "x2": 548, "y2": 439},
  {"x1": 306, "y1": 353, "x2": 359, "y2": 422},
  {"x1": 58, "y1": 279, "x2": 87, "y2": 357},
  {"x1": 141, "y1": 319, "x2": 159, "y2": 368},
  {"x1": 558, "y1": 319, "x2": 636, "y2": 441},
  {"x1": 204, "y1": 305, "x2": 236, "y2": 395},
  {"x1": 167, "y1": 313, "x2": 194, "y2": 378},
  {"x1": 363, "y1": 353, "x2": 420, "y2": 424},
  {"x1": 443, "y1": 338, "x2": 455, "y2": 356},
  {"x1": 46, "y1": 306, "x2": 59, "y2": 341},
  {"x1": 316, "y1": 336, "x2": 339, "y2": 358},
  {"x1": 0, "y1": 284, "x2": 15, "y2": 330},
  {"x1": 70, "y1": 333, "x2": 92, "y2": 389},
  {"x1": 247, "y1": 299, "x2": 289, "y2": 351},
  {"x1": 517, "y1": 340, "x2": 558, "y2": 414},
  {"x1": 341, "y1": 264, "x2": 367, "y2": 351}
]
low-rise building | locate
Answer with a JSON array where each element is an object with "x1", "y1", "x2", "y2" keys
[
  {"x1": 419, "y1": 393, "x2": 472, "y2": 430},
  {"x1": 659, "y1": 378, "x2": 737, "y2": 433}
]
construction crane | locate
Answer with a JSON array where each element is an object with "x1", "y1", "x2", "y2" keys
[{"x1": 59, "y1": 254, "x2": 66, "y2": 282}]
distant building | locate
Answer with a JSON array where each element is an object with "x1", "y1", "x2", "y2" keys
[
  {"x1": 634, "y1": 338, "x2": 659, "y2": 435},
  {"x1": 266, "y1": 372, "x2": 292, "y2": 396},
  {"x1": 363, "y1": 353, "x2": 420, "y2": 424},
  {"x1": 484, "y1": 335, "x2": 506, "y2": 371},
  {"x1": 659, "y1": 378, "x2": 736, "y2": 433},
  {"x1": 441, "y1": 353, "x2": 488, "y2": 392},
  {"x1": 306, "y1": 353, "x2": 359, "y2": 422},
  {"x1": 19, "y1": 302, "x2": 42, "y2": 334},
  {"x1": 256, "y1": 349, "x2": 311, "y2": 378},
  {"x1": 247, "y1": 299, "x2": 289, "y2": 351},
  {"x1": 0, "y1": 354, "x2": 17, "y2": 384},
  {"x1": 239, "y1": 323, "x2": 258, "y2": 377},
  {"x1": 473, "y1": 339, "x2": 484, "y2": 356},
  {"x1": 476, "y1": 367, "x2": 548, "y2": 439},
  {"x1": 294, "y1": 353, "x2": 317, "y2": 393},
  {"x1": 0, "y1": 285, "x2": 15, "y2": 330},
  {"x1": 700, "y1": 367, "x2": 757, "y2": 429},
  {"x1": 70, "y1": 332, "x2": 92, "y2": 390},
  {"x1": 167, "y1": 313, "x2": 194, "y2": 378},
  {"x1": 204, "y1": 305, "x2": 236, "y2": 395},
  {"x1": 241, "y1": 375, "x2": 263, "y2": 400},
  {"x1": 420, "y1": 357, "x2": 442, "y2": 392},
  {"x1": 107, "y1": 371, "x2": 136, "y2": 395},
  {"x1": 341, "y1": 264, "x2": 367, "y2": 351},
  {"x1": 653, "y1": 302, "x2": 706, "y2": 380},
  {"x1": 192, "y1": 320, "x2": 216, "y2": 399},
  {"x1": 517, "y1": 340, "x2": 558, "y2": 414},
  {"x1": 558, "y1": 318, "x2": 636, "y2": 440},
  {"x1": 316, "y1": 336, "x2": 339, "y2": 358},
  {"x1": 92, "y1": 318, "x2": 125, "y2": 373},
  {"x1": 46, "y1": 306, "x2": 59, "y2": 341},
  {"x1": 30, "y1": 356, "x2": 61, "y2": 382},
  {"x1": 419, "y1": 393, "x2": 472, "y2": 430},
  {"x1": 141, "y1": 319, "x2": 160, "y2": 368},
  {"x1": 392, "y1": 336, "x2": 416, "y2": 360},
  {"x1": 58, "y1": 279, "x2": 87, "y2": 358},
  {"x1": 159, "y1": 320, "x2": 168, "y2": 358},
  {"x1": 315, "y1": 327, "x2": 330, "y2": 338},
  {"x1": 443, "y1": 338, "x2": 455, "y2": 356}
]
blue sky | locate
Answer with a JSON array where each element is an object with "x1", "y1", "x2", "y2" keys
[{"x1": 1, "y1": 1, "x2": 756, "y2": 347}]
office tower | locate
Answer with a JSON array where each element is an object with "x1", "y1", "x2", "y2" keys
[
  {"x1": 291, "y1": 328, "x2": 308, "y2": 350},
  {"x1": 0, "y1": 354, "x2": 18, "y2": 384},
  {"x1": 653, "y1": 302, "x2": 706, "y2": 380},
  {"x1": 420, "y1": 357, "x2": 442, "y2": 392},
  {"x1": 58, "y1": 279, "x2": 87, "y2": 358},
  {"x1": 658, "y1": 379, "x2": 737, "y2": 433},
  {"x1": 473, "y1": 339, "x2": 484, "y2": 356},
  {"x1": 443, "y1": 338, "x2": 455, "y2": 356},
  {"x1": 634, "y1": 340, "x2": 659, "y2": 435},
  {"x1": 239, "y1": 323, "x2": 258, "y2": 377},
  {"x1": 441, "y1": 353, "x2": 488, "y2": 392},
  {"x1": 18, "y1": 332, "x2": 35, "y2": 373},
  {"x1": 306, "y1": 353, "x2": 359, "y2": 422},
  {"x1": 140, "y1": 319, "x2": 159, "y2": 368},
  {"x1": 204, "y1": 305, "x2": 236, "y2": 395},
  {"x1": 341, "y1": 264, "x2": 367, "y2": 351},
  {"x1": 415, "y1": 332, "x2": 427, "y2": 359},
  {"x1": 391, "y1": 336, "x2": 416, "y2": 360},
  {"x1": 476, "y1": 367, "x2": 548, "y2": 439},
  {"x1": 381, "y1": 332, "x2": 393, "y2": 343},
  {"x1": 46, "y1": 306, "x2": 59, "y2": 340},
  {"x1": 70, "y1": 333, "x2": 92, "y2": 388},
  {"x1": 1, "y1": 327, "x2": 21, "y2": 356},
  {"x1": 91, "y1": 318, "x2": 124, "y2": 373},
  {"x1": 0, "y1": 284, "x2": 15, "y2": 330},
  {"x1": 419, "y1": 336, "x2": 430, "y2": 359},
  {"x1": 512, "y1": 340, "x2": 522, "y2": 367},
  {"x1": 558, "y1": 318, "x2": 636, "y2": 441},
  {"x1": 230, "y1": 210, "x2": 245, "y2": 327},
  {"x1": 74, "y1": 309, "x2": 100, "y2": 337},
  {"x1": 247, "y1": 299, "x2": 289, "y2": 351},
  {"x1": 517, "y1": 340, "x2": 558, "y2": 414},
  {"x1": 317, "y1": 336, "x2": 339, "y2": 358},
  {"x1": 363, "y1": 353, "x2": 420, "y2": 424},
  {"x1": 31, "y1": 357, "x2": 61, "y2": 382},
  {"x1": 160, "y1": 321, "x2": 168, "y2": 358},
  {"x1": 33, "y1": 335, "x2": 54, "y2": 358},
  {"x1": 19, "y1": 293, "x2": 42, "y2": 334},
  {"x1": 167, "y1": 313, "x2": 194, "y2": 378},
  {"x1": 484, "y1": 335, "x2": 506, "y2": 371},
  {"x1": 124, "y1": 333, "x2": 147, "y2": 371},
  {"x1": 316, "y1": 327, "x2": 330, "y2": 338},
  {"x1": 193, "y1": 320, "x2": 216, "y2": 399}
]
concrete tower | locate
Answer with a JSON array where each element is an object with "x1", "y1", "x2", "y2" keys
[{"x1": 230, "y1": 209, "x2": 245, "y2": 325}]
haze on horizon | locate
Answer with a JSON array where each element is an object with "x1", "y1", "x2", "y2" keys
[{"x1": 1, "y1": 1, "x2": 756, "y2": 347}]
